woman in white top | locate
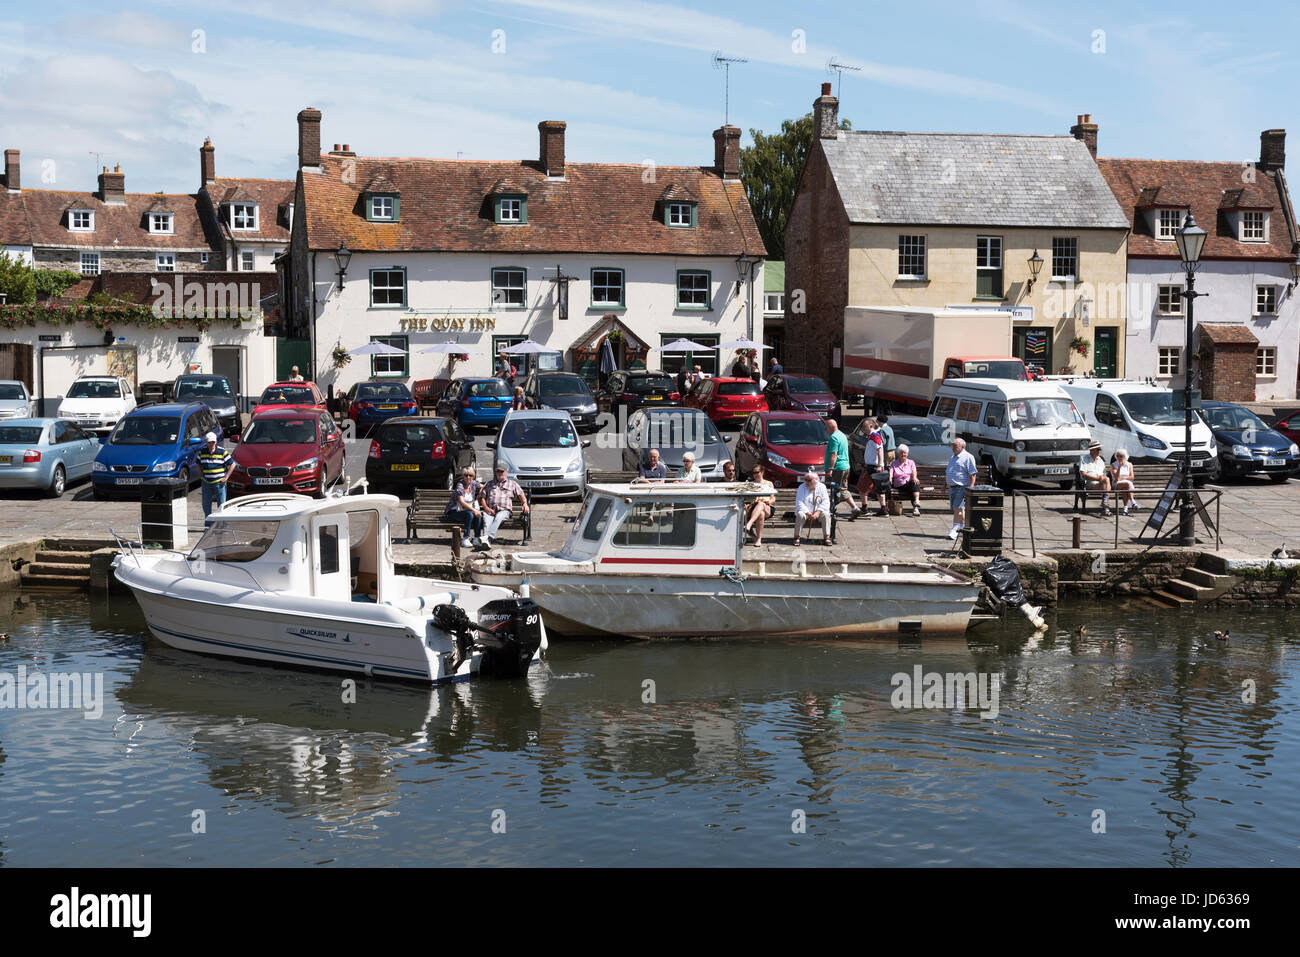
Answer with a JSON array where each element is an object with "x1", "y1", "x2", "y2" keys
[
  {"x1": 676, "y1": 451, "x2": 702, "y2": 483},
  {"x1": 1111, "y1": 448, "x2": 1138, "y2": 514}
]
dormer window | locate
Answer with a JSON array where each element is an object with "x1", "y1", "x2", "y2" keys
[
  {"x1": 229, "y1": 203, "x2": 258, "y2": 231},
  {"x1": 69, "y1": 209, "x2": 93, "y2": 232},
  {"x1": 365, "y1": 194, "x2": 399, "y2": 222},
  {"x1": 150, "y1": 212, "x2": 174, "y2": 234},
  {"x1": 1155, "y1": 208, "x2": 1184, "y2": 241},
  {"x1": 1240, "y1": 211, "x2": 1267, "y2": 242},
  {"x1": 666, "y1": 202, "x2": 696, "y2": 228},
  {"x1": 495, "y1": 196, "x2": 526, "y2": 224}
]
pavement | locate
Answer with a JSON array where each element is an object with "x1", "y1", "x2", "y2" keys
[{"x1": 2, "y1": 416, "x2": 1298, "y2": 564}]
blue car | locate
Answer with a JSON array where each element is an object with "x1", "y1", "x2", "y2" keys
[
  {"x1": 92, "y1": 402, "x2": 223, "y2": 499},
  {"x1": 435, "y1": 377, "x2": 513, "y2": 430},
  {"x1": 1202, "y1": 401, "x2": 1300, "y2": 483},
  {"x1": 344, "y1": 380, "x2": 418, "y2": 434},
  {"x1": 0, "y1": 419, "x2": 100, "y2": 497}
]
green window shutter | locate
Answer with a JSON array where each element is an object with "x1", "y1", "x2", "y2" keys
[
  {"x1": 391, "y1": 195, "x2": 400, "y2": 222},
  {"x1": 690, "y1": 203, "x2": 697, "y2": 228},
  {"x1": 519, "y1": 198, "x2": 527, "y2": 224}
]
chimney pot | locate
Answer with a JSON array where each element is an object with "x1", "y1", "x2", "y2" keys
[
  {"x1": 200, "y1": 138, "x2": 215, "y2": 184},
  {"x1": 298, "y1": 107, "x2": 323, "y2": 169},
  {"x1": 539, "y1": 121, "x2": 566, "y2": 178},
  {"x1": 333, "y1": 143, "x2": 340, "y2": 152},
  {"x1": 813, "y1": 84, "x2": 840, "y2": 140},
  {"x1": 3, "y1": 149, "x2": 18, "y2": 192},
  {"x1": 821, "y1": 82, "x2": 832, "y2": 96},
  {"x1": 1070, "y1": 112, "x2": 1099, "y2": 160},
  {"x1": 1260, "y1": 129, "x2": 1286, "y2": 172},
  {"x1": 713, "y1": 125, "x2": 741, "y2": 180},
  {"x1": 342, "y1": 144, "x2": 349, "y2": 153},
  {"x1": 98, "y1": 164, "x2": 126, "y2": 204}
]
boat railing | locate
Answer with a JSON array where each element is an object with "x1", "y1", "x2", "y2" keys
[{"x1": 109, "y1": 526, "x2": 271, "y2": 595}]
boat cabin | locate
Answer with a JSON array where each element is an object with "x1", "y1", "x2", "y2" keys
[{"x1": 186, "y1": 493, "x2": 396, "y2": 602}]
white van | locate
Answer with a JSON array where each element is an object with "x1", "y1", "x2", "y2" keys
[
  {"x1": 928, "y1": 379, "x2": 1092, "y2": 485},
  {"x1": 1058, "y1": 379, "x2": 1217, "y2": 477}
]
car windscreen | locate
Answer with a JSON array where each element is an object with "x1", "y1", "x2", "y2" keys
[
  {"x1": 1007, "y1": 398, "x2": 1084, "y2": 428},
  {"x1": 1203, "y1": 406, "x2": 1268, "y2": 433},
  {"x1": 110, "y1": 416, "x2": 181, "y2": 445},
  {"x1": 0, "y1": 427, "x2": 43, "y2": 444},
  {"x1": 67, "y1": 380, "x2": 120, "y2": 399},
  {"x1": 468, "y1": 380, "x2": 511, "y2": 398},
  {"x1": 786, "y1": 377, "x2": 830, "y2": 394},
  {"x1": 627, "y1": 376, "x2": 674, "y2": 394},
  {"x1": 175, "y1": 378, "x2": 233, "y2": 399},
  {"x1": 243, "y1": 418, "x2": 318, "y2": 444},
  {"x1": 962, "y1": 361, "x2": 1026, "y2": 380},
  {"x1": 500, "y1": 418, "x2": 578, "y2": 448},
  {"x1": 766, "y1": 418, "x2": 827, "y2": 445},
  {"x1": 717, "y1": 381, "x2": 761, "y2": 396},
  {"x1": 892, "y1": 421, "x2": 946, "y2": 445},
  {"x1": 356, "y1": 383, "x2": 412, "y2": 400},
  {"x1": 0, "y1": 384, "x2": 26, "y2": 400},
  {"x1": 378, "y1": 423, "x2": 442, "y2": 445},
  {"x1": 640, "y1": 412, "x2": 721, "y2": 447},
  {"x1": 538, "y1": 376, "x2": 591, "y2": 398},
  {"x1": 1119, "y1": 392, "x2": 1185, "y2": 426},
  {"x1": 259, "y1": 387, "x2": 316, "y2": 406}
]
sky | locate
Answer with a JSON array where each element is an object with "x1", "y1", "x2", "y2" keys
[{"x1": 0, "y1": 0, "x2": 1296, "y2": 194}]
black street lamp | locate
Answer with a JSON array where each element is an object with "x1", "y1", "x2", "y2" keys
[
  {"x1": 1290, "y1": 253, "x2": 1300, "y2": 290},
  {"x1": 1175, "y1": 212, "x2": 1207, "y2": 546},
  {"x1": 1026, "y1": 249, "x2": 1044, "y2": 291},
  {"x1": 333, "y1": 242, "x2": 352, "y2": 289}
]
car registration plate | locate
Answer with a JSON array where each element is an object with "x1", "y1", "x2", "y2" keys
[
  {"x1": 529, "y1": 480, "x2": 556, "y2": 488},
  {"x1": 255, "y1": 477, "x2": 281, "y2": 486},
  {"x1": 390, "y1": 464, "x2": 420, "y2": 472},
  {"x1": 1264, "y1": 458, "x2": 1285, "y2": 467},
  {"x1": 79, "y1": 419, "x2": 98, "y2": 427},
  {"x1": 0, "y1": 455, "x2": 9, "y2": 465},
  {"x1": 1043, "y1": 466, "x2": 1070, "y2": 475},
  {"x1": 646, "y1": 395, "x2": 662, "y2": 401},
  {"x1": 115, "y1": 477, "x2": 142, "y2": 486},
  {"x1": 378, "y1": 404, "x2": 398, "y2": 410},
  {"x1": 482, "y1": 401, "x2": 501, "y2": 408}
]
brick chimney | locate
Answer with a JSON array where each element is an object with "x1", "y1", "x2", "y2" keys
[
  {"x1": 539, "y1": 121, "x2": 566, "y2": 178},
  {"x1": 713, "y1": 126, "x2": 740, "y2": 180},
  {"x1": 298, "y1": 107, "x2": 322, "y2": 169},
  {"x1": 200, "y1": 138, "x2": 215, "y2": 184},
  {"x1": 98, "y1": 164, "x2": 126, "y2": 204},
  {"x1": 1260, "y1": 129, "x2": 1286, "y2": 172},
  {"x1": 814, "y1": 83, "x2": 839, "y2": 140},
  {"x1": 3, "y1": 149, "x2": 17, "y2": 192},
  {"x1": 1070, "y1": 113, "x2": 1099, "y2": 159}
]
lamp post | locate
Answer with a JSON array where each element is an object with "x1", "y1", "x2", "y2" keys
[
  {"x1": 1175, "y1": 213, "x2": 1207, "y2": 546},
  {"x1": 1026, "y1": 249, "x2": 1044, "y2": 291},
  {"x1": 333, "y1": 242, "x2": 352, "y2": 290}
]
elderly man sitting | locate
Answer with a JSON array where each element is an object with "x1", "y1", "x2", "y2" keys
[
  {"x1": 793, "y1": 468, "x2": 832, "y2": 547},
  {"x1": 1079, "y1": 440, "x2": 1113, "y2": 516},
  {"x1": 635, "y1": 448, "x2": 668, "y2": 483}
]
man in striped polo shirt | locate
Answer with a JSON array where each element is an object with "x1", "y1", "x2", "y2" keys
[{"x1": 198, "y1": 431, "x2": 235, "y2": 516}]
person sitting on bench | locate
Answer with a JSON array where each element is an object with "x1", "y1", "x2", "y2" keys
[
  {"x1": 1111, "y1": 448, "x2": 1138, "y2": 515},
  {"x1": 1079, "y1": 441, "x2": 1113, "y2": 516}
]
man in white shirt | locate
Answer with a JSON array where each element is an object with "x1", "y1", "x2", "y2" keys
[
  {"x1": 793, "y1": 469, "x2": 832, "y2": 546},
  {"x1": 1079, "y1": 440, "x2": 1113, "y2": 515}
]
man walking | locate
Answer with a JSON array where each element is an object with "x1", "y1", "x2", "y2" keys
[
  {"x1": 823, "y1": 418, "x2": 857, "y2": 515},
  {"x1": 878, "y1": 413, "x2": 896, "y2": 465},
  {"x1": 477, "y1": 465, "x2": 530, "y2": 550},
  {"x1": 793, "y1": 469, "x2": 832, "y2": 547},
  {"x1": 946, "y1": 437, "x2": 978, "y2": 540},
  {"x1": 198, "y1": 431, "x2": 235, "y2": 517}
]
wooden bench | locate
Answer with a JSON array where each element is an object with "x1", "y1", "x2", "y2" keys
[
  {"x1": 406, "y1": 487, "x2": 531, "y2": 557},
  {"x1": 854, "y1": 464, "x2": 992, "y2": 510},
  {"x1": 1074, "y1": 460, "x2": 1180, "y2": 514},
  {"x1": 586, "y1": 469, "x2": 638, "y2": 485},
  {"x1": 412, "y1": 378, "x2": 450, "y2": 415}
]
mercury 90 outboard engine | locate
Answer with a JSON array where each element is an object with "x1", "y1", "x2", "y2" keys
[{"x1": 473, "y1": 597, "x2": 543, "y2": 678}]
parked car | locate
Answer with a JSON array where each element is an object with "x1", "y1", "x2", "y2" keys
[
  {"x1": 762, "y1": 373, "x2": 841, "y2": 419},
  {"x1": 344, "y1": 380, "x2": 419, "y2": 435},
  {"x1": 848, "y1": 415, "x2": 950, "y2": 478},
  {"x1": 596, "y1": 370, "x2": 680, "y2": 420},
  {"x1": 621, "y1": 407, "x2": 730, "y2": 480},
  {"x1": 365, "y1": 416, "x2": 476, "y2": 494},
  {"x1": 91, "y1": 402, "x2": 219, "y2": 499},
  {"x1": 57, "y1": 375, "x2": 137, "y2": 435},
  {"x1": 138, "y1": 381, "x2": 173, "y2": 404},
  {"x1": 0, "y1": 381, "x2": 33, "y2": 421},
  {"x1": 229, "y1": 408, "x2": 345, "y2": 498},
  {"x1": 1264, "y1": 408, "x2": 1300, "y2": 447},
  {"x1": 684, "y1": 376, "x2": 768, "y2": 429},
  {"x1": 489, "y1": 409, "x2": 590, "y2": 498},
  {"x1": 0, "y1": 419, "x2": 100, "y2": 497},
  {"x1": 1200, "y1": 401, "x2": 1299, "y2": 482},
  {"x1": 251, "y1": 381, "x2": 328, "y2": 418},
  {"x1": 435, "y1": 377, "x2": 513, "y2": 431},
  {"x1": 173, "y1": 374, "x2": 241, "y2": 437},
  {"x1": 522, "y1": 372, "x2": 600, "y2": 432},
  {"x1": 733, "y1": 411, "x2": 829, "y2": 487}
]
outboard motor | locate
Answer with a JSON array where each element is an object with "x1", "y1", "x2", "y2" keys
[
  {"x1": 981, "y1": 556, "x2": 1046, "y2": 630},
  {"x1": 474, "y1": 597, "x2": 543, "y2": 678},
  {"x1": 432, "y1": 603, "x2": 476, "y2": 673}
]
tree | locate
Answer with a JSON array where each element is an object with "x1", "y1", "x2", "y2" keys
[
  {"x1": 740, "y1": 112, "x2": 851, "y2": 261},
  {"x1": 0, "y1": 252, "x2": 36, "y2": 304}
]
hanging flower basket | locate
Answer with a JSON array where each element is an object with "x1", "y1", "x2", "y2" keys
[
  {"x1": 450, "y1": 352, "x2": 470, "y2": 364},
  {"x1": 331, "y1": 344, "x2": 352, "y2": 369},
  {"x1": 607, "y1": 329, "x2": 624, "y2": 345},
  {"x1": 1070, "y1": 336, "x2": 1090, "y2": 358}
]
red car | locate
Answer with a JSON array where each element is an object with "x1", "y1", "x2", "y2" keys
[
  {"x1": 732, "y1": 411, "x2": 830, "y2": 487},
  {"x1": 229, "y1": 407, "x2": 346, "y2": 498},
  {"x1": 685, "y1": 376, "x2": 768, "y2": 427},
  {"x1": 1267, "y1": 408, "x2": 1300, "y2": 446},
  {"x1": 252, "y1": 381, "x2": 328, "y2": 418}
]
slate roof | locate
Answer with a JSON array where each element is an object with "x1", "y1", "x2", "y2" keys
[
  {"x1": 1199, "y1": 323, "x2": 1259, "y2": 345},
  {"x1": 199, "y1": 177, "x2": 294, "y2": 244},
  {"x1": 820, "y1": 131, "x2": 1130, "y2": 229},
  {"x1": 1098, "y1": 158, "x2": 1296, "y2": 259},
  {"x1": 19, "y1": 189, "x2": 211, "y2": 249},
  {"x1": 299, "y1": 155, "x2": 765, "y2": 256},
  {"x1": 0, "y1": 191, "x2": 31, "y2": 246}
]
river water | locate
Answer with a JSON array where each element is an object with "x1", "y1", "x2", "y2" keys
[{"x1": 0, "y1": 591, "x2": 1295, "y2": 867}]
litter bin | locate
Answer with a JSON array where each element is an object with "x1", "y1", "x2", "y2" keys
[
  {"x1": 962, "y1": 484, "x2": 1004, "y2": 556},
  {"x1": 141, "y1": 482, "x2": 189, "y2": 549}
]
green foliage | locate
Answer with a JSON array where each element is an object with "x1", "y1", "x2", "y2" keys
[
  {"x1": 740, "y1": 112, "x2": 852, "y2": 261},
  {"x1": 32, "y1": 269, "x2": 83, "y2": 300},
  {"x1": 0, "y1": 301, "x2": 246, "y2": 332},
  {"x1": 0, "y1": 252, "x2": 36, "y2": 304}
]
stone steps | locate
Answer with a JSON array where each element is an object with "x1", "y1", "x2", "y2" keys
[
  {"x1": 21, "y1": 549, "x2": 92, "y2": 589},
  {"x1": 1148, "y1": 588, "x2": 1194, "y2": 608}
]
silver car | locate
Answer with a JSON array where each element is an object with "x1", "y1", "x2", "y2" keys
[
  {"x1": 0, "y1": 418, "x2": 101, "y2": 497},
  {"x1": 623, "y1": 407, "x2": 731, "y2": 479},
  {"x1": 0, "y1": 381, "x2": 33, "y2": 421},
  {"x1": 488, "y1": 409, "x2": 591, "y2": 499}
]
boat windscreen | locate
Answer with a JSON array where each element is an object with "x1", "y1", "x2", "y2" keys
[{"x1": 189, "y1": 520, "x2": 279, "y2": 562}]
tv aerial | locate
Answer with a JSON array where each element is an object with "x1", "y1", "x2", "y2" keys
[
  {"x1": 826, "y1": 58, "x2": 862, "y2": 98},
  {"x1": 712, "y1": 51, "x2": 748, "y2": 127}
]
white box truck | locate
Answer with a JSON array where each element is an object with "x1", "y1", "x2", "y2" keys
[{"x1": 842, "y1": 306, "x2": 1024, "y2": 414}]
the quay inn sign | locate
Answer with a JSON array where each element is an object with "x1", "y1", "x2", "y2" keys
[{"x1": 398, "y1": 314, "x2": 497, "y2": 332}]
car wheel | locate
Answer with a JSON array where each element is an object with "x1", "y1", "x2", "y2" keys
[
  {"x1": 1269, "y1": 473, "x2": 1290, "y2": 483},
  {"x1": 47, "y1": 465, "x2": 66, "y2": 498},
  {"x1": 178, "y1": 467, "x2": 190, "y2": 489},
  {"x1": 93, "y1": 485, "x2": 108, "y2": 501}
]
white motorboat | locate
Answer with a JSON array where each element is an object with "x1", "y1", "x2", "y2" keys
[
  {"x1": 113, "y1": 492, "x2": 546, "y2": 683},
  {"x1": 470, "y1": 482, "x2": 980, "y2": 638}
]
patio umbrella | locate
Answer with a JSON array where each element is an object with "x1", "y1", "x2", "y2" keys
[
  {"x1": 502, "y1": 339, "x2": 552, "y2": 354},
  {"x1": 717, "y1": 337, "x2": 772, "y2": 351},
  {"x1": 659, "y1": 338, "x2": 714, "y2": 352},
  {"x1": 600, "y1": 338, "x2": 617, "y2": 375},
  {"x1": 418, "y1": 343, "x2": 480, "y2": 354},
  {"x1": 348, "y1": 341, "x2": 407, "y2": 356}
]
